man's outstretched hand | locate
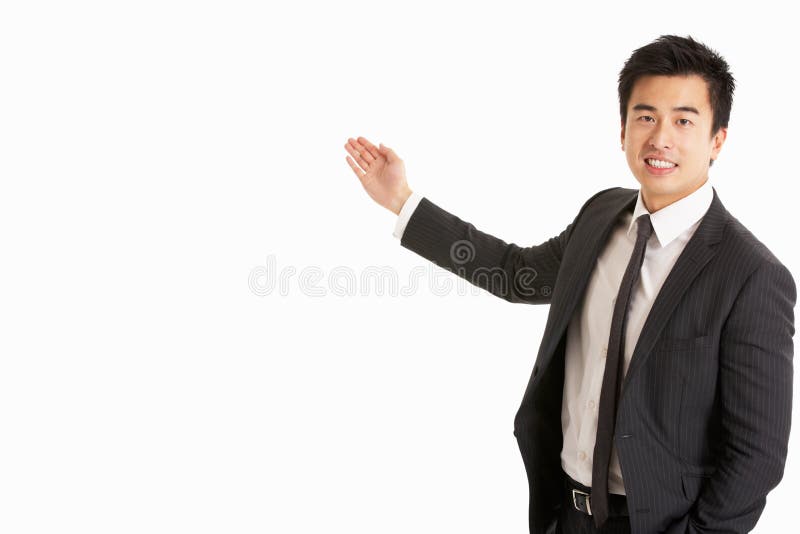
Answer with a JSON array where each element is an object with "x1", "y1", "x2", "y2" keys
[{"x1": 345, "y1": 136, "x2": 413, "y2": 215}]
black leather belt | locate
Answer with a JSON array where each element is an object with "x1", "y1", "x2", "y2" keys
[{"x1": 563, "y1": 472, "x2": 629, "y2": 517}]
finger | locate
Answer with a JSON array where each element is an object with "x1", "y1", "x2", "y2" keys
[
  {"x1": 357, "y1": 136, "x2": 381, "y2": 159},
  {"x1": 344, "y1": 139, "x2": 362, "y2": 160},
  {"x1": 354, "y1": 139, "x2": 376, "y2": 164},
  {"x1": 345, "y1": 139, "x2": 372, "y2": 170},
  {"x1": 345, "y1": 155, "x2": 365, "y2": 180}
]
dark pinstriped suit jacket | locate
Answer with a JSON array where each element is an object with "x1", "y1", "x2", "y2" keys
[{"x1": 399, "y1": 186, "x2": 796, "y2": 534}]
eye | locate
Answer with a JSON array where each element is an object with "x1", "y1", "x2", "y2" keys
[
  {"x1": 638, "y1": 115, "x2": 655, "y2": 123},
  {"x1": 677, "y1": 118, "x2": 693, "y2": 126}
]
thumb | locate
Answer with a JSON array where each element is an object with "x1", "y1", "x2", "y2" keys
[{"x1": 378, "y1": 143, "x2": 397, "y2": 162}]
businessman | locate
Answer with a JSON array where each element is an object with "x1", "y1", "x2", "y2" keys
[{"x1": 344, "y1": 35, "x2": 795, "y2": 534}]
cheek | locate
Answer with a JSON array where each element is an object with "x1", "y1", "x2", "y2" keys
[
  {"x1": 625, "y1": 126, "x2": 649, "y2": 149},
  {"x1": 687, "y1": 142, "x2": 714, "y2": 164}
]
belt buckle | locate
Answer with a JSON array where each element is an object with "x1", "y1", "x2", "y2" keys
[{"x1": 572, "y1": 488, "x2": 592, "y2": 515}]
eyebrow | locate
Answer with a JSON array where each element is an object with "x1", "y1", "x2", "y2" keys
[{"x1": 632, "y1": 104, "x2": 700, "y2": 114}]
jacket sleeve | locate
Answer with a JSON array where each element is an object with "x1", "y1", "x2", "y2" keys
[
  {"x1": 398, "y1": 188, "x2": 613, "y2": 304},
  {"x1": 687, "y1": 259, "x2": 796, "y2": 533}
]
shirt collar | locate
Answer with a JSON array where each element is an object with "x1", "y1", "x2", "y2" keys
[{"x1": 627, "y1": 179, "x2": 714, "y2": 247}]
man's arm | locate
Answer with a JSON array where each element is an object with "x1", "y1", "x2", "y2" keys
[
  {"x1": 397, "y1": 195, "x2": 576, "y2": 304},
  {"x1": 395, "y1": 186, "x2": 618, "y2": 304},
  {"x1": 687, "y1": 259, "x2": 796, "y2": 533},
  {"x1": 344, "y1": 135, "x2": 608, "y2": 304}
]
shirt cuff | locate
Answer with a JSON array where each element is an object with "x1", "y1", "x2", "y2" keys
[{"x1": 392, "y1": 191, "x2": 424, "y2": 240}]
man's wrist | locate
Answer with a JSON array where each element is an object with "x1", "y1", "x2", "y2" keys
[
  {"x1": 390, "y1": 187, "x2": 413, "y2": 215},
  {"x1": 392, "y1": 191, "x2": 423, "y2": 240}
]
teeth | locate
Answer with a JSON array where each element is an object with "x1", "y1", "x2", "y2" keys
[{"x1": 646, "y1": 158, "x2": 676, "y2": 169}]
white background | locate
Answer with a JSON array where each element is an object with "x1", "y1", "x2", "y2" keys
[{"x1": 1, "y1": 1, "x2": 797, "y2": 532}]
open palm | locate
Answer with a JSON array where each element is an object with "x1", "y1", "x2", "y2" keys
[{"x1": 345, "y1": 136, "x2": 412, "y2": 214}]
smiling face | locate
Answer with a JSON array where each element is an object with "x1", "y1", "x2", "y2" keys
[{"x1": 621, "y1": 74, "x2": 727, "y2": 212}]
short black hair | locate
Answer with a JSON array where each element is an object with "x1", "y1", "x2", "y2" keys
[{"x1": 618, "y1": 35, "x2": 735, "y2": 137}]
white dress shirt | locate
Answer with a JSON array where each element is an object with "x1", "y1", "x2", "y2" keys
[{"x1": 393, "y1": 180, "x2": 714, "y2": 495}]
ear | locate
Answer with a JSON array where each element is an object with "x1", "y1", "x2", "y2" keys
[
  {"x1": 620, "y1": 119, "x2": 626, "y2": 150},
  {"x1": 710, "y1": 127, "x2": 728, "y2": 161}
]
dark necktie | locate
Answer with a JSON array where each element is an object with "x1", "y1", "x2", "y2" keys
[{"x1": 592, "y1": 213, "x2": 653, "y2": 529}]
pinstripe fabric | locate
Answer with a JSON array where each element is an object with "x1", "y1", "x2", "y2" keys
[{"x1": 399, "y1": 187, "x2": 796, "y2": 534}]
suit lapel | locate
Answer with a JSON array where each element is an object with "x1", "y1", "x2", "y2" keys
[
  {"x1": 621, "y1": 187, "x2": 728, "y2": 396},
  {"x1": 534, "y1": 189, "x2": 638, "y2": 377}
]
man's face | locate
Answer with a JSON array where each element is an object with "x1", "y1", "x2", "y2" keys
[{"x1": 621, "y1": 74, "x2": 727, "y2": 212}]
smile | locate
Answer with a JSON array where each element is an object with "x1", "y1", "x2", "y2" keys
[{"x1": 645, "y1": 158, "x2": 677, "y2": 169}]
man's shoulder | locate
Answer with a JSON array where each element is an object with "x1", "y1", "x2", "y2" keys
[
  {"x1": 702, "y1": 194, "x2": 794, "y2": 292},
  {"x1": 586, "y1": 186, "x2": 637, "y2": 204},
  {"x1": 585, "y1": 187, "x2": 782, "y2": 267},
  {"x1": 582, "y1": 186, "x2": 792, "y2": 281},
  {"x1": 721, "y1": 210, "x2": 791, "y2": 275},
  {"x1": 720, "y1": 212, "x2": 797, "y2": 312},
  {"x1": 571, "y1": 186, "x2": 637, "y2": 223}
]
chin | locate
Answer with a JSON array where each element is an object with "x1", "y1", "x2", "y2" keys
[{"x1": 636, "y1": 176, "x2": 670, "y2": 192}]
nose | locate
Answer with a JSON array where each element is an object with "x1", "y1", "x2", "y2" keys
[{"x1": 649, "y1": 121, "x2": 673, "y2": 150}]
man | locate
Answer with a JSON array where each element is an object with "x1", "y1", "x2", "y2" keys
[{"x1": 343, "y1": 35, "x2": 795, "y2": 534}]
